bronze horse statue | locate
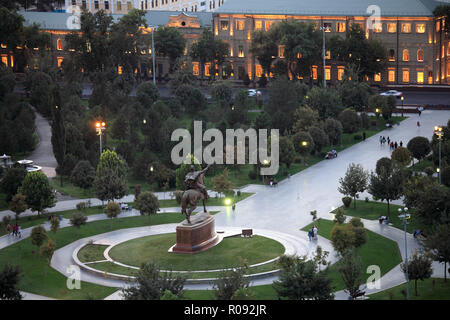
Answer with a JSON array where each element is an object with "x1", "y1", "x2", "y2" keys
[{"x1": 180, "y1": 171, "x2": 208, "y2": 224}]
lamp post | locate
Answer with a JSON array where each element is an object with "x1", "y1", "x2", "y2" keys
[
  {"x1": 150, "y1": 25, "x2": 158, "y2": 85},
  {"x1": 320, "y1": 25, "x2": 330, "y2": 88},
  {"x1": 95, "y1": 121, "x2": 106, "y2": 156},
  {"x1": 150, "y1": 165, "x2": 154, "y2": 192},
  {"x1": 301, "y1": 141, "x2": 309, "y2": 165},
  {"x1": 401, "y1": 96, "x2": 404, "y2": 117},
  {"x1": 398, "y1": 207, "x2": 410, "y2": 300},
  {"x1": 434, "y1": 126, "x2": 443, "y2": 184}
]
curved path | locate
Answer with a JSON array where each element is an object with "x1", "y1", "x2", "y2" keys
[{"x1": 1, "y1": 110, "x2": 449, "y2": 300}]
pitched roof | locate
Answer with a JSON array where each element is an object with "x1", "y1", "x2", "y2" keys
[
  {"x1": 19, "y1": 10, "x2": 212, "y2": 31},
  {"x1": 216, "y1": 0, "x2": 443, "y2": 17}
]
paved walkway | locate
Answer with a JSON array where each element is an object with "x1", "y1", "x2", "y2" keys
[{"x1": 1, "y1": 110, "x2": 449, "y2": 300}]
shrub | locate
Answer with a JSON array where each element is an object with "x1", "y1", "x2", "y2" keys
[
  {"x1": 338, "y1": 109, "x2": 361, "y2": 134},
  {"x1": 76, "y1": 202, "x2": 87, "y2": 212},
  {"x1": 70, "y1": 160, "x2": 95, "y2": 190},
  {"x1": 237, "y1": 190, "x2": 241, "y2": 197},
  {"x1": 354, "y1": 134, "x2": 362, "y2": 140},
  {"x1": 442, "y1": 166, "x2": 450, "y2": 187},
  {"x1": 248, "y1": 171, "x2": 257, "y2": 180},
  {"x1": 342, "y1": 196, "x2": 352, "y2": 208}
]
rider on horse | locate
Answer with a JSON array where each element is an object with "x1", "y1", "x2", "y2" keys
[{"x1": 184, "y1": 164, "x2": 210, "y2": 199}]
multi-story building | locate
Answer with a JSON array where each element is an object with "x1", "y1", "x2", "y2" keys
[
  {"x1": 214, "y1": 0, "x2": 449, "y2": 86},
  {"x1": 64, "y1": 0, "x2": 226, "y2": 14}
]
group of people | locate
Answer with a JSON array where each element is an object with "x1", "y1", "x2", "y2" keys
[
  {"x1": 307, "y1": 225, "x2": 318, "y2": 241},
  {"x1": 268, "y1": 178, "x2": 278, "y2": 187},
  {"x1": 378, "y1": 215, "x2": 389, "y2": 224},
  {"x1": 5, "y1": 223, "x2": 22, "y2": 238},
  {"x1": 379, "y1": 136, "x2": 403, "y2": 150}
]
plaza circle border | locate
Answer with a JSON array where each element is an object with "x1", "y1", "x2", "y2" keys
[{"x1": 72, "y1": 226, "x2": 306, "y2": 284}]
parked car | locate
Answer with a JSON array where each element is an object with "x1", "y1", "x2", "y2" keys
[
  {"x1": 248, "y1": 89, "x2": 262, "y2": 97},
  {"x1": 380, "y1": 90, "x2": 403, "y2": 98}
]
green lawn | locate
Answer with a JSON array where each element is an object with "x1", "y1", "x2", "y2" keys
[
  {"x1": 77, "y1": 244, "x2": 109, "y2": 263},
  {"x1": 302, "y1": 219, "x2": 402, "y2": 292},
  {"x1": 184, "y1": 284, "x2": 278, "y2": 300},
  {"x1": 0, "y1": 212, "x2": 195, "y2": 299},
  {"x1": 334, "y1": 200, "x2": 425, "y2": 234},
  {"x1": 109, "y1": 234, "x2": 284, "y2": 270},
  {"x1": 368, "y1": 278, "x2": 450, "y2": 300}
]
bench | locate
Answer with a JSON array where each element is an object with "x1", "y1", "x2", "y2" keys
[{"x1": 242, "y1": 229, "x2": 253, "y2": 237}]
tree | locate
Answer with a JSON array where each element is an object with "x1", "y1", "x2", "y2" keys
[
  {"x1": 308, "y1": 127, "x2": 329, "y2": 154},
  {"x1": 292, "y1": 106, "x2": 320, "y2": 133},
  {"x1": 338, "y1": 249, "x2": 364, "y2": 299},
  {"x1": 407, "y1": 136, "x2": 431, "y2": 163},
  {"x1": 135, "y1": 191, "x2": 160, "y2": 225},
  {"x1": 279, "y1": 136, "x2": 296, "y2": 169},
  {"x1": 273, "y1": 255, "x2": 334, "y2": 300},
  {"x1": 51, "y1": 86, "x2": 66, "y2": 187},
  {"x1": 330, "y1": 220, "x2": 366, "y2": 255},
  {"x1": 70, "y1": 160, "x2": 95, "y2": 191},
  {"x1": 425, "y1": 223, "x2": 450, "y2": 281},
  {"x1": 401, "y1": 250, "x2": 433, "y2": 296},
  {"x1": 69, "y1": 212, "x2": 87, "y2": 235},
  {"x1": 337, "y1": 68, "x2": 372, "y2": 111},
  {"x1": 250, "y1": 29, "x2": 277, "y2": 80},
  {"x1": 391, "y1": 147, "x2": 412, "y2": 166},
  {"x1": 94, "y1": 150, "x2": 127, "y2": 202},
  {"x1": 368, "y1": 162, "x2": 406, "y2": 216},
  {"x1": 333, "y1": 208, "x2": 346, "y2": 225},
  {"x1": 324, "y1": 118, "x2": 343, "y2": 146},
  {"x1": 154, "y1": 27, "x2": 186, "y2": 72},
  {"x1": 50, "y1": 216, "x2": 60, "y2": 234},
  {"x1": 0, "y1": 264, "x2": 22, "y2": 300},
  {"x1": 338, "y1": 109, "x2": 361, "y2": 134},
  {"x1": 433, "y1": 4, "x2": 450, "y2": 33},
  {"x1": 313, "y1": 246, "x2": 330, "y2": 272},
  {"x1": 213, "y1": 168, "x2": 232, "y2": 198},
  {"x1": 413, "y1": 183, "x2": 449, "y2": 225},
  {"x1": 30, "y1": 225, "x2": 47, "y2": 255},
  {"x1": 18, "y1": 171, "x2": 56, "y2": 216},
  {"x1": 40, "y1": 239, "x2": 56, "y2": 276},
  {"x1": 338, "y1": 163, "x2": 369, "y2": 209},
  {"x1": 213, "y1": 260, "x2": 250, "y2": 300},
  {"x1": 104, "y1": 201, "x2": 121, "y2": 230},
  {"x1": 254, "y1": 111, "x2": 272, "y2": 131},
  {"x1": 9, "y1": 193, "x2": 27, "y2": 223},
  {"x1": 210, "y1": 82, "x2": 233, "y2": 107},
  {"x1": 136, "y1": 82, "x2": 160, "y2": 109},
  {"x1": 305, "y1": 87, "x2": 344, "y2": 120},
  {"x1": 174, "y1": 84, "x2": 207, "y2": 115},
  {"x1": 0, "y1": 167, "x2": 27, "y2": 202},
  {"x1": 122, "y1": 261, "x2": 186, "y2": 300}
]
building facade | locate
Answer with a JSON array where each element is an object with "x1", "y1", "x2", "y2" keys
[{"x1": 64, "y1": 0, "x2": 226, "y2": 13}]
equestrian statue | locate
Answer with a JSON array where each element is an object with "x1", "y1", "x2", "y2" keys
[{"x1": 180, "y1": 164, "x2": 210, "y2": 224}]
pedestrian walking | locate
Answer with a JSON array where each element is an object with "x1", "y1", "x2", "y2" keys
[
  {"x1": 394, "y1": 141, "x2": 398, "y2": 149},
  {"x1": 308, "y1": 229, "x2": 313, "y2": 241},
  {"x1": 417, "y1": 121, "x2": 420, "y2": 127},
  {"x1": 387, "y1": 137, "x2": 390, "y2": 145},
  {"x1": 12, "y1": 224, "x2": 17, "y2": 237},
  {"x1": 313, "y1": 225, "x2": 318, "y2": 239},
  {"x1": 363, "y1": 132, "x2": 366, "y2": 141},
  {"x1": 6, "y1": 223, "x2": 11, "y2": 236},
  {"x1": 379, "y1": 136, "x2": 383, "y2": 145},
  {"x1": 382, "y1": 136, "x2": 386, "y2": 144},
  {"x1": 390, "y1": 142, "x2": 394, "y2": 150},
  {"x1": 17, "y1": 226, "x2": 22, "y2": 238},
  {"x1": 400, "y1": 141, "x2": 403, "y2": 147}
]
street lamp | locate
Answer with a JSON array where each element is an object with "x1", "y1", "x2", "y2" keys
[
  {"x1": 434, "y1": 126, "x2": 443, "y2": 184},
  {"x1": 401, "y1": 96, "x2": 404, "y2": 117},
  {"x1": 398, "y1": 207, "x2": 410, "y2": 300},
  {"x1": 149, "y1": 25, "x2": 158, "y2": 85},
  {"x1": 95, "y1": 121, "x2": 106, "y2": 156},
  {"x1": 150, "y1": 165, "x2": 154, "y2": 192},
  {"x1": 319, "y1": 25, "x2": 330, "y2": 88}
]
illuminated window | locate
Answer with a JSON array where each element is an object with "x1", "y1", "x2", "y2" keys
[
  {"x1": 325, "y1": 67, "x2": 331, "y2": 81},
  {"x1": 374, "y1": 73, "x2": 381, "y2": 82},
  {"x1": 447, "y1": 64, "x2": 450, "y2": 77},
  {"x1": 323, "y1": 23, "x2": 332, "y2": 32},
  {"x1": 325, "y1": 50, "x2": 331, "y2": 60},
  {"x1": 192, "y1": 62, "x2": 199, "y2": 76},
  {"x1": 416, "y1": 24, "x2": 426, "y2": 33},
  {"x1": 373, "y1": 23, "x2": 382, "y2": 33},
  {"x1": 402, "y1": 49, "x2": 410, "y2": 62},
  {"x1": 297, "y1": 52, "x2": 302, "y2": 59},
  {"x1": 117, "y1": 1, "x2": 122, "y2": 10},
  {"x1": 417, "y1": 71, "x2": 424, "y2": 84},
  {"x1": 220, "y1": 20, "x2": 229, "y2": 31},
  {"x1": 436, "y1": 21, "x2": 440, "y2": 32},
  {"x1": 205, "y1": 63, "x2": 211, "y2": 77},
  {"x1": 86, "y1": 41, "x2": 91, "y2": 52},
  {"x1": 255, "y1": 20, "x2": 262, "y2": 30},
  {"x1": 389, "y1": 49, "x2": 395, "y2": 62},
  {"x1": 1, "y1": 54, "x2": 7, "y2": 66},
  {"x1": 336, "y1": 22, "x2": 346, "y2": 33},
  {"x1": 57, "y1": 38, "x2": 63, "y2": 51},
  {"x1": 57, "y1": 57, "x2": 63, "y2": 68},
  {"x1": 442, "y1": 45, "x2": 445, "y2": 58},
  {"x1": 256, "y1": 65, "x2": 263, "y2": 77},
  {"x1": 238, "y1": 45, "x2": 244, "y2": 58},
  {"x1": 402, "y1": 69, "x2": 409, "y2": 83},
  {"x1": 265, "y1": 21, "x2": 273, "y2": 31},
  {"x1": 428, "y1": 71, "x2": 433, "y2": 84},
  {"x1": 388, "y1": 69, "x2": 395, "y2": 82},
  {"x1": 235, "y1": 20, "x2": 244, "y2": 31},
  {"x1": 417, "y1": 49, "x2": 424, "y2": 62},
  {"x1": 118, "y1": 66, "x2": 123, "y2": 74},
  {"x1": 387, "y1": 23, "x2": 397, "y2": 33},
  {"x1": 338, "y1": 67, "x2": 345, "y2": 81},
  {"x1": 278, "y1": 45, "x2": 285, "y2": 58},
  {"x1": 312, "y1": 66, "x2": 318, "y2": 80},
  {"x1": 1, "y1": 43, "x2": 7, "y2": 48},
  {"x1": 401, "y1": 23, "x2": 411, "y2": 33}
]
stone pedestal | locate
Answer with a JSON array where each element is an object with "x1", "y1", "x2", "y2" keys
[{"x1": 171, "y1": 212, "x2": 219, "y2": 254}]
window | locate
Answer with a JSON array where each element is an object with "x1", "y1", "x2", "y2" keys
[
  {"x1": 325, "y1": 50, "x2": 331, "y2": 60},
  {"x1": 105, "y1": 1, "x2": 109, "y2": 10},
  {"x1": 86, "y1": 41, "x2": 91, "y2": 52},
  {"x1": 0, "y1": 43, "x2": 6, "y2": 48},
  {"x1": 417, "y1": 71, "x2": 424, "y2": 84},
  {"x1": 373, "y1": 23, "x2": 382, "y2": 33},
  {"x1": 127, "y1": 1, "x2": 132, "y2": 10},
  {"x1": 374, "y1": 73, "x2": 381, "y2": 82},
  {"x1": 402, "y1": 69, "x2": 409, "y2": 83},
  {"x1": 401, "y1": 23, "x2": 411, "y2": 33},
  {"x1": 255, "y1": 21, "x2": 262, "y2": 30},
  {"x1": 235, "y1": 20, "x2": 244, "y2": 31},
  {"x1": 336, "y1": 22, "x2": 346, "y2": 33},
  {"x1": 265, "y1": 21, "x2": 273, "y2": 31},
  {"x1": 1, "y1": 55, "x2": 7, "y2": 67},
  {"x1": 94, "y1": 1, "x2": 99, "y2": 9},
  {"x1": 385, "y1": 23, "x2": 396, "y2": 33},
  {"x1": 71, "y1": 0, "x2": 76, "y2": 5},
  {"x1": 436, "y1": 21, "x2": 440, "y2": 32},
  {"x1": 57, "y1": 57, "x2": 64, "y2": 68},
  {"x1": 238, "y1": 45, "x2": 244, "y2": 58},
  {"x1": 118, "y1": 66, "x2": 123, "y2": 75},
  {"x1": 338, "y1": 67, "x2": 345, "y2": 81},
  {"x1": 312, "y1": 66, "x2": 318, "y2": 80},
  {"x1": 325, "y1": 66, "x2": 331, "y2": 81},
  {"x1": 389, "y1": 49, "x2": 395, "y2": 62},
  {"x1": 220, "y1": 20, "x2": 229, "y2": 31},
  {"x1": 205, "y1": 63, "x2": 211, "y2": 77},
  {"x1": 57, "y1": 38, "x2": 63, "y2": 51},
  {"x1": 256, "y1": 65, "x2": 263, "y2": 78},
  {"x1": 82, "y1": 0, "x2": 86, "y2": 9},
  {"x1": 402, "y1": 49, "x2": 410, "y2": 61},
  {"x1": 278, "y1": 45, "x2": 285, "y2": 58},
  {"x1": 192, "y1": 62, "x2": 199, "y2": 76},
  {"x1": 416, "y1": 24, "x2": 425, "y2": 33},
  {"x1": 417, "y1": 49, "x2": 424, "y2": 62},
  {"x1": 117, "y1": 1, "x2": 122, "y2": 10},
  {"x1": 323, "y1": 23, "x2": 332, "y2": 32},
  {"x1": 388, "y1": 69, "x2": 395, "y2": 82}
]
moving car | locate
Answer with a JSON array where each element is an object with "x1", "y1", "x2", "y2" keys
[
  {"x1": 248, "y1": 89, "x2": 262, "y2": 97},
  {"x1": 380, "y1": 90, "x2": 403, "y2": 98}
]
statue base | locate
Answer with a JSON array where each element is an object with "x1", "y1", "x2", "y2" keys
[{"x1": 170, "y1": 212, "x2": 219, "y2": 254}]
